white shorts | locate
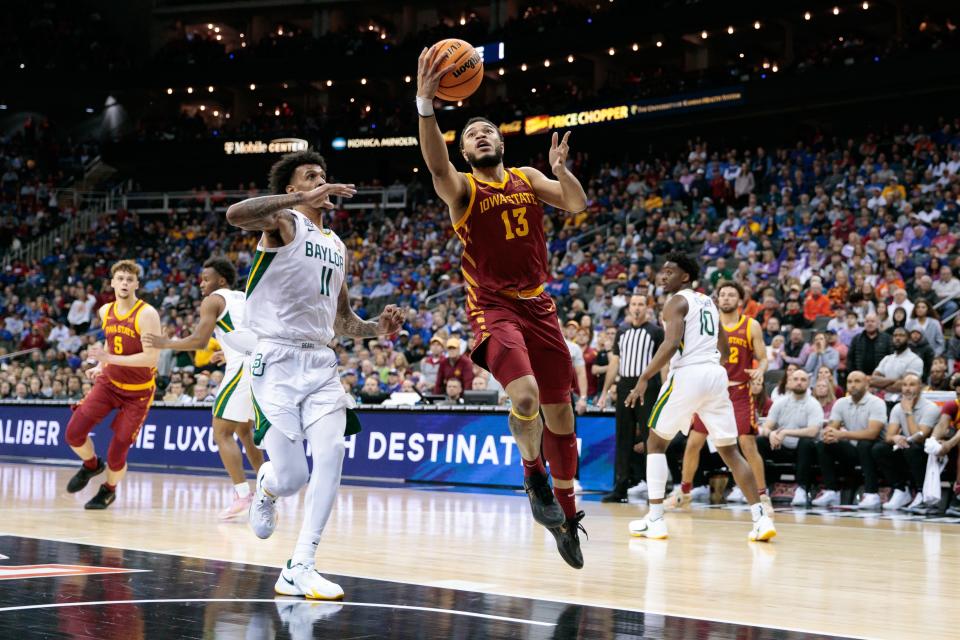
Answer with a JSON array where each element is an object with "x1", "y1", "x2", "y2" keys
[
  {"x1": 212, "y1": 357, "x2": 253, "y2": 423},
  {"x1": 648, "y1": 363, "x2": 738, "y2": 447},
  {"x1": 249, "y1": 339, "x2": 352, "y2": 445}
]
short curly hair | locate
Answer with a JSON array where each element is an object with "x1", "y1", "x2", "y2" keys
[
  {"x1": 203, "y1": 257, "x2": 237, "y2": 288},
  {"x1": 665, "y1": 252, "x2": 700, "y2": 285},
  {"x1": 268, "y1": 150, "x2": 327, "y2": 195}
]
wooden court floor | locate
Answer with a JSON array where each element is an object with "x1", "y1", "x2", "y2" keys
[{"x1": 1, "y1": 462, "x2": 958, "y2": 639}]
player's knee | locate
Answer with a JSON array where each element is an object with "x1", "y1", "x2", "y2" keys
[
  {"x1": 273, "y1": 465, "x2": 309, "y2": 496},
  {"x1": 106, "y1": 438, "x2": 131, "y2": 471},
  {"x1": 512, "y1": 393, "x2": 539, "y2": 419},
  {"x1": 212, "y1": 420, "x2": 237, "y2": 444},
  {"x1": 65, "y1": 412, "x2": 94, "y2": 448}
]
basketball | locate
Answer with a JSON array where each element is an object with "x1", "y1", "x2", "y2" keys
[{"x1": 431, "y1": 38, "x2": 483, "y2": 101}]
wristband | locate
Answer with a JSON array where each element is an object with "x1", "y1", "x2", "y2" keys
[{"x1": 416, "y1": 96, "x2": 435, "y2": 118}]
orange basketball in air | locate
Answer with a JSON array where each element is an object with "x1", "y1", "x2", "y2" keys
[{"x1": 431, "y1": 38, "x2": 483, "y2": 101}]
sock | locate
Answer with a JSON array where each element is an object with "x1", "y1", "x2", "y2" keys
[
  {"x1": 83, "y1": 456, "x2": 99, "y2": 471},
  {"x1": 104, "y1": 482, "x2": 116, "y2": 492},
  {"x1": 646, "y1": 453, "x2": 668, "y2": 500},
  {"x1": 541, "y1": 429, "x2": 578, "y2": 480},
  {"x1": 758, "y1": 487, "x2": 768, "y2": 497},
  {"x1": 553, "y1": 486, "x2": 577, "y2": 519},
  {"x1": 522, "y1": 456, "x2": 546, "y2": 478},
  {"x1": 750, "y1": 503, "x2": 763, "y2": 521},
  {"x1": 680, "y1": 481, "x2": 692, "y2": 494},
  {"x1": 649, "y1": 502, "x2": 664, "y2": 521},
  {"x1": 235, "y1": 482, "x2": 251, "y2": 498}
]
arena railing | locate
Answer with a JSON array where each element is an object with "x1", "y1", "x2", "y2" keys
[
  {"x1": 2, "y1": 192, "x2": 108, "y2": 267},
  {"x1": 111, "y1": 187, "x2": 406, "y2": 214}
]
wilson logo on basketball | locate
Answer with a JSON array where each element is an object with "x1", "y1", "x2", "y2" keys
[{"x1": 452, "y1": 54, "x2": 481, "y2": 78}]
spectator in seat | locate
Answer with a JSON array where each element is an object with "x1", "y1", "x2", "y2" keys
[
  {"x1": 813, "y1": 371, "x2": 887, "y2": 509},
  {"x1": 872, "y1": 373, "x2": 938, "y2": 511},
  {"x1": 804, "y1": 332, "x2": 839, "y2": 380},
  {"x1": 359, "y1": 377, "x2": 389, "y2": 405},
  {"x1": 766, "y1": 334, "x2": 786, "y2": 370},
  {"x1": 812, "y1": 378, "x2": 837, "y2": 417},
  {"x1": 946, "y1": 323, "x2": 960, "y2": 373},
  {"x1": 782, "y1": 299, "x2": 808, "y2": 330},
  {"x1": 912, "y1": 275, "x2": 939, "y2": 309},
  {"x1": 438, "y1": 378, "x2": 465, "y2": 406},
  {"x1": 871, "y1": 327, "x2": 924, "y2": 404},
  {"x1": 933, "y1": 266, "x2": 960, "y2": 319},
  {"x1": 419, "y1": 337, "x2": 445, "y2": 390},
  {"x1": 761, "y1": 316, "x2": 782, "y2": 346},
  {"x1": 163, "y1": 381, "x2": 191, "y2": 404},
  {"x1": 927, "y1": 357, "x2": 952, "y2": 391},
  {"x1": 888, "y1": 288, "x2": 914, "y2": 322},
  {"x1": 782, "y1": 328, "x2": 812, "y2": 368},
  {"x1": 885, "y1": 307, "x2": 908, "y2": 335},
  {"x1": 803, "y1": 278, "x2": 834, "y2": 322},
  {"x1": 434, "y1": 337, "x2": 473, "y2": 394},
  {"x1": 906, "y1": 299, "x2": 944, "y2": 356},
  {"x1": 757, "y1": 369, "x2": 823, "y2": 507},
  {"x1": 907, "y1": 328, "x2": 935, "y2": 381},
  {"x1": 848, "y1": 313, "x2": 893, "y2": 377}
]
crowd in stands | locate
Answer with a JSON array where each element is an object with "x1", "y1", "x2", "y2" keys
[{"x1": 4, "y1": 113, "x2": 960, "y2": 509}]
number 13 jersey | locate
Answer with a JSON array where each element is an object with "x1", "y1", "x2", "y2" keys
[
  {"x1": 671, "y1": 289, "x2": 721, "y2": 369},
  {"x1": 454, "y1": 168, "x2": 549, "y2": 296}
]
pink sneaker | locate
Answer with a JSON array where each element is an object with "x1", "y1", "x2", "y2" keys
[{"x1": 219, "y1": 492, "x2": 253, "y2": 520}]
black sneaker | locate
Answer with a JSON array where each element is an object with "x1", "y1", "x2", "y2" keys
[
  {"x1": 523, "y1": 472, "x2": 565, "y2": 528},
  {"x1": 601, "y1": 490, "x2": 628, "y2": 503},
  {"x1": 945, "y1": 505, "x2": 960, "y2": 518},
  {"x1": 84, "y1": 484, "x2": 116, "y2": 510},
  {"x1": 67, "y1": 458, "x2": 105, "y2": 493},
  {"x1": 548, "y1": 511, "x2": 587, "y2": 569}
]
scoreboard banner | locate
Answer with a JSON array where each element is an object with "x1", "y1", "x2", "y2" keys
[{"x1": 0, "y1": 404, "x2": 616, "y2": 491}]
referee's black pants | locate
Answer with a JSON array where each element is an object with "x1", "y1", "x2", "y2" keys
[{"x1": 613, "y1": 376, "x2": 660, "y2": 488}]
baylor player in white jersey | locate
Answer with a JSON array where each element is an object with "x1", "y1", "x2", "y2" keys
[
  {"x1": 144, "y1": 257, "x2": 264, "y2": 519},
  {"x1": 622, "y1": 253, "x2": 776, "y2": 542},
  {"x1": 226, "y1": 150, "x2": 404, "y2": 601}
]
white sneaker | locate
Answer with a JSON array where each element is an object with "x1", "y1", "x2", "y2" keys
[
  {"x1": 791, "y1": 487, "x2": 808, "y2": 507},
  {"x1": 275, "y1": 560, "x2": 344, "y2": 600},
  {"x1": 749, "y1": 515, "x2": 777, "y2": 542},
  {"x1": 905, "y1": 492, "x2": 924, "y2": 511},
  {"x1": 689, "y1": 486, "x2": 710, "y2": 503},
  {"x1": 726, "y1": 486, "x2": 747, "y2": 504},
  {"x1": 883, "y1": 489, "x2": 912, "y2": 511},
  {"x1": 249, "y1": 464, "x2": 278, "y2": 539},
  {"x1": 811, "y1": 490, "x2": 840, "y2": 507},
  {"x1": 628, "y1": 516, "x2": 668, "y2": 539},
  {"x1": 627, "y1": 481, "x2": 648, "y2": 498},
  {"x1": 858, "y1": 493, "x2": 881, "y2": 510}
]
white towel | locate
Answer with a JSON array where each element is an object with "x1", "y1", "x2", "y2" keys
[{"x1": 923, "y1": 439, "x2": 949, "y2": 503}]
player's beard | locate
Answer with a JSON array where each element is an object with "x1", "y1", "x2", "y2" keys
[
  {"x1": 467, "y1": 147, "x2": 504, "y2": 169},
  {"x1": 719, "y1": 304, "x2": 737, "y2": 314}
]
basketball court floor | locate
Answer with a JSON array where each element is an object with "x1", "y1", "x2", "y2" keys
[{"x1": 1, "y1": 462, "x2": 956, "y2": 639}]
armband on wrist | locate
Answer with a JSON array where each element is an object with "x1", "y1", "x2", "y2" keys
[{"x1": 416, "y1": 96, "x2": 435, "y2": 118}]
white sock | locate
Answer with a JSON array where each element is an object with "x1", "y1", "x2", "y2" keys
[
  {"x1": 292, "y1": 410, "x2": 347, "y2": 567},
  {"x1": 646, "y1": 453, "x2": 668, "y2": 500},
  {"x1": 750, "y1": 503, "x2": 763, "y2": 521},
  {"x1": 649, "y1": 503, "x2": 664, "y2": 521},
  {"x1": 235, "y1": 482, "x2": 250, "y2": 498}
]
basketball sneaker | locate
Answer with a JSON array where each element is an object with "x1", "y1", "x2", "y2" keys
[
  {"x1": 748, "y1": 514, "x2": 777, "y2": 542},
  {"x1": 219, "y1": 491, "x2": 253, "y2": 520},
  {"x1": 249, "y1": 464, "x2": 278, "y2": 539},
  {"x1": 275, "y1": 560, "x2": 344, "y2": 600},
  {"x1": 726, "y1": 486, "x2": 747, "y2": 503},
  {"x1": 628, "y1": 516, "x2": 668, "y2": 539},
  {"x1": 627, "y1": 481, "x2": 648, "y2": 499},
  {"x1": 67, "y1": 458, "x2": 105, "y2": 493},
  {"x1": 811, "y1": 490, "x2": 840, "y2": 507},
  {"x1": 547, "y1": 511, "x2": 587, "y2": 569},
  {"x1": 84, "y1": 484, "x2": 116, "y2": 510},
  {"x1": 666, "y1": 486, "x2": 692, "y2": 510},
  {"x1": 523, "y1": 472, "x2": 566, "y2": 528},
  {"x1": 857, "y1": 493, "x2": 881, "y2": 510},
  {"x1": 760, "y1": 494, "x2": 774, "y2": 516},
  {"x1": 689, "y1": 485, "x2": 710, "y2": 503},
  {"x1": 882, "y1": 489, "x2": 912, "y2": 511},
  {"x1": 790, "y1": 487, "x2": 809, "y2": 507}
]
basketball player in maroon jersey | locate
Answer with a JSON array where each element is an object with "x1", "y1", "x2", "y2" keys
[
  {"x1": 669, "y1": 281, "x2": 771, "y2": 511},
  {"x1": 65, "y1": 260, "x2": 162, "y2": 509},
  {"x1": 417, "y1": 45, "x2": 588, "y2": 568}
]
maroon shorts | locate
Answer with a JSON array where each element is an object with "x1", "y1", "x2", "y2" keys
[
  {"x1": 692, "y1": 381, "x2": 756, "y2": 437},
  {"x1": 67, "y1": 378, "x2": 155, "y2": 450},
  {"x1": 468, "y1": 288, "x2": 573, "y2": 405}
]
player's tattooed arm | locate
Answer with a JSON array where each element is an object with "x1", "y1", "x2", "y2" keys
[
  {"x1": 225, "y1": 193, "x2": 301, "y2": 231},
  {"x1": 333, "y1": 283, "x2": 404, "y2": 337}
]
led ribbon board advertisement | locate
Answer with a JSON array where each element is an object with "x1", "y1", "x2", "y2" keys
[
  {"x1": 0, "y1": 404, "x2": 615, "y2": 491},
  {"x1": 524, "y1": 87, "x2": 745, "y2": 135}
]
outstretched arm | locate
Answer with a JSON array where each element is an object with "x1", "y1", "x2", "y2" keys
[
  {"x1": 416, "y1": 45, "x2": 470, "y2": 213},
  {"x1": 143, "y1": 294, "x2": 224, "y2": 351},
  {"x1": 225, "y1": 183, "x2": 356, "y2": 232},
  {"x1": 521, "y1": 131, "x2": 587, "y2": 212},
  {"x1": 333, "y1": 253, "x2": 404, "y2": 338},
  {"x1": 624, "y1": 295, "x2": 687, "y2": 407}
]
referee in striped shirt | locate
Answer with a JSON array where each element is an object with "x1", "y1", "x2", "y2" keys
[{"x1": 598, "y1": 293, "x2": 663, "y2": 502}]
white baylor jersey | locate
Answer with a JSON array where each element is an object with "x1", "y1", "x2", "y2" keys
[
  {"x1": 670, "y1": 289, "x2": 721, "y2": 369},
  {"x1": 211, "y1": 288, "x2": 247, "y2": 363},
  {"x1": 244, "y1": 210, "x2": 345, "y2": 344}
]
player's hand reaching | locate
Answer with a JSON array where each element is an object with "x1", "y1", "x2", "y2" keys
[
  {"x1": 301, "y1": 183, "x2": 357, "y2": 210},
  {"x1": 210, "y1": 350, "x2": 226, "y2": 365},
  {"x1": 142, "y1": 333, "x2": 169, "y2": 349},
  {"x1": 549, "y1": 131, "x2": 572, "y2": 177},
  {"x1": 88, "y1": 342, "x2": 110, "y2": 364},
  {"x1": 377, "y1": 305, "x2": 405, "y2": 335},
  {"x1": 624, "y1": 378, "x2": 648, "y2": 408},
  {"x1": 745, "y1": 368, "x2": 764, "y2": 386},
  {"x1": 85, "y1": 363, "x2": 103, "y2": 382},
  {"x1": 417, "y1": 44, "x2": 455, "y2": 101}
]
